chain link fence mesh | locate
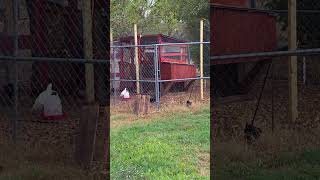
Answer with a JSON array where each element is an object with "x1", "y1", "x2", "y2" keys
[
  {"x1": 0, "y1": 0, "x2": 110, "y2": 176},
  {"x1": 211, "y1": 2, "x2": 320, "y2": 170},
  {"x1": 111, "y1": 42, "x2": 210, "y2": 111}
]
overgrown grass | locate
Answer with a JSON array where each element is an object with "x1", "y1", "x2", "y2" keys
[
  {"x1": 214, "y1": 130, "x2": 320, "y2": 180},
  {"x1": 110, "y1": 106, "x2": 210, "y2": 179},
  {"x1": 215, "y1": 149, "x2": 320, "y2": 180},
  {"x1": 0, "y1": 143, "x2": 94, "y2": 180}
]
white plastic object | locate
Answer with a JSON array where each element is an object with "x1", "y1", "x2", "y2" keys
[{"x1": 120, "y1": 88, "x2": 130, "y2": 99}]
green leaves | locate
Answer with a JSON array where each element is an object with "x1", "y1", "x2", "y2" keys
[{"x1": 111, "y1": 0, "x2": 209, "y2": 41}]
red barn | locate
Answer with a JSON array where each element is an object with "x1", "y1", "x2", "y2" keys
[
  {"x1": 114, "y1": 34, "x2": 197, "y2": 94},
  {"x1": 210, "y1": 1, "x2": 277, "y2": 96}
]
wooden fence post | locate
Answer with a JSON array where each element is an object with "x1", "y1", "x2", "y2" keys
[
  {"x1": 134, "y1": 24, "x2": 140, "y2": 94},
  {"x1": 75, "y1": 104, "x2": 99, "y2": 169},
  {"x1": 83, "y1": 0, "x2": 95, "y2": 103},
  {"x1": 133, "y1": 95, "x2": 150, "y2": 116},
  {"x1": 288, "y1": 0, "x2": 298, "y2": 122},
  {"x1": 200, "y1": 18, "x2": 204, "y2": 100}
]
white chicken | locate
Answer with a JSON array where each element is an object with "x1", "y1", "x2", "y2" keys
[
  {"x1": 120, "y1": 88, "x2": 130, "y2": 99},
  {"x1": 32, "y1": 83, "x2": 53, "y2": 112},
  {"x1": 32, "y1": 83, "x2": 63, "y2": 117}
]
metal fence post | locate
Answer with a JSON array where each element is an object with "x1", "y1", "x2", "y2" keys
[{"x1": 154, "y1": 45, "x2": 160, "y2": 110}]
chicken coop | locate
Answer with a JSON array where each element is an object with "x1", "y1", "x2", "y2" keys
[
  {"x1": 113, "y1": 34, "x2": 197, "y2": 95},
  {"x1": 210, "y1": 0, "x2": 277, "y2": 97},
  {"x1": 0, "y1": 0, "x2": 108, "y2": 100}
]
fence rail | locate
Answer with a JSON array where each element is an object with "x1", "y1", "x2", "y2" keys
[
  {"x1": 211, "y1": 48, "x2": 320, "y2": 63},
  {"x1": 110, "y1": 42, "x2": 210, "y2": 110}
]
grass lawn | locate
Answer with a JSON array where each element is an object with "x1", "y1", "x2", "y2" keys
[
  {"x1": 214, "y1": 129, "x2": 320, "y2": 180},
  {"x1": 215, "y1": 149, "x2": 320, "y2": 180},
  {"x1": 110, "y1": 106, "x2": 210, "y2": 179}
]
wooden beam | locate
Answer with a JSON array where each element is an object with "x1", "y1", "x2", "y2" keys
[
  {"x1": 184, "y1": 80, "x2": 195, "y2": 91},
  {"x1": 200, "y1": 19, "x2": 204, "y2": 100},
  {"x1": 83, "y1": 0, "x2": 95, "y2": 103},
  {"x1": 288, "y1": 0, "x2": 298, "y2": 122},
  {"x1": 134, "y1": 24, "x2": 140, "y2": 94},
  {"x1": 162, "y1": 82, "x2": 174, "y2": 95}
]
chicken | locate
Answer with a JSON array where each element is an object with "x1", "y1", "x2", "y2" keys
[
  {"x1": 32, "y1": 83, "x2": 63, "y2": 117},
  {"x1": 120, "y1": 88, "x2": 130, "y2": 99},
  {"x1": 32, "y1": 83, "x2": 53, "y2": 113}
]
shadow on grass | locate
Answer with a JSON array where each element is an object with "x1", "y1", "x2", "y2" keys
[{"x1": 214, "y1": 129, "x2": 320, "y2": 180}]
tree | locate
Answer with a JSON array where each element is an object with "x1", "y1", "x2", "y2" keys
[
  {"x1": 110, "y1": 0, "x2": 209, "y2": 41},
  {"x1": 111, "y1": 0, "x2": 210, "y2": 74}
]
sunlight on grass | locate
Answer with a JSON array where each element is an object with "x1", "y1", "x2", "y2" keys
[{"x1": 111, "y1": 107, "x2": 210, "y2": 179}]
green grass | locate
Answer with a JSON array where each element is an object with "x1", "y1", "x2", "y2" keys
[
  {"x1": 215, "y1": 146, "x2": 320, "y2": 180},
  {"x1": 110, "y1": 107, "x2": 210, "y2": 179}
]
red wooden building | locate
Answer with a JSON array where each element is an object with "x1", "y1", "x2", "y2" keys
[
  {"x1": 210, "y1": 0, "x2": 278, "y2": 96},
  {"x1": 114, "y1": 34, "x2": 197, "y2": 94}
]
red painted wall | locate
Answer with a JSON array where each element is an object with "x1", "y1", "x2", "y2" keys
[
  {"x1": 161, "y1": 63, "x2": 197, "y2": 80},
  {"x1": 118, "y1": 34, "x2": 198, "y2": 81},
  {"x1": 0, "y1": 35, "x2": 31, "y2": 55},
  {"x1": 211, "y1": 6, "x2": 277, "y2": 64}
]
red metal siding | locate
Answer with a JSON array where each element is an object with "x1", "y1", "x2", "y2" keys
[
  {"x1": 118, "y1": 34, "x2": 198, "y2": 81},
  {"x1": 211, "y1": 6, "x2": 277, "y2": 64}
]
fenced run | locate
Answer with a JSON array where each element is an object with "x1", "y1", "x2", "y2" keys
[
  {"x1": 110, "y1": 41, "x2": 210, "y2": 111},
  {"x1": 0, "y1": 0, "x2": 109, "y2": 176},
  {"x1": 211, "y1": 1, "x2": 320, "y2": 142}
]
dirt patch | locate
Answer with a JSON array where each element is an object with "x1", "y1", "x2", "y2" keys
[
  {"x1": 111, "y1": 100, "x2": 209, "y2": 128},
  {"x1": 197, "y1": 151, "x2": 210, "y2": 177}
]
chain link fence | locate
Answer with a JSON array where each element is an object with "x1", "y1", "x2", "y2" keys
[
  {"x1": 110, "y1": 42, "x2": 210, "y2": 111},
  {"x1": 0, "y1": 0, "x2": 109, "y2": 177},
  {"x1": 211, "y1": 0, "x2": 320, "y2": 149}
]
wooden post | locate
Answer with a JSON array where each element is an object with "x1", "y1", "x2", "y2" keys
[
  {"x1": 134, "y1": 24, "x2": 140, "y2": 94},
  {"x1": 133, "y1": 95, "x2": 150, "y2": 116},
  {"x1": 288, "y1": 0, "x2": 298, "y2": 122},
  {"x1": 110, "y1": 29, "x2": 113, "y2": 45},
  {"x1": 110, "y1": 29, "x2": 116, "y2": 103},
  {"x1": 200, "y1": 19, "x2": 204, "y2": 100},
  {"x1": 83, "y1": 0, "x2": 95, "y2": 103},
  {"x1": 75, "y1": 104, "x2": 99, "y2": 168},
  {"x1": 303, "y1": 56, "x2": 306, "y2": 85}
]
